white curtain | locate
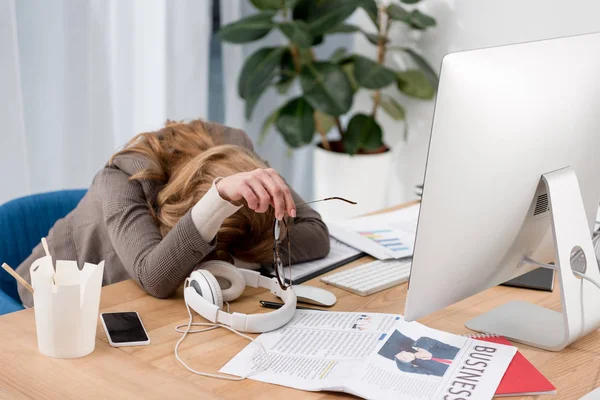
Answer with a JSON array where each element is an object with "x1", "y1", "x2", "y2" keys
[
  {"x1": 220, "y1": 0, "x2": 353, "y2": 201},
  {"x1": 0, "y1": 0, "x2": 212, "y2": 204}
]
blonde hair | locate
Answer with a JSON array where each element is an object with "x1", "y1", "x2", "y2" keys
[{"x1": 110, "y1": 119, "x2": 275, "y2": 263}]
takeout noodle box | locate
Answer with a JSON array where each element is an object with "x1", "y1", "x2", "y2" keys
[{"x1": 29, "y1": 256, "x2": 104, "y2": 358}]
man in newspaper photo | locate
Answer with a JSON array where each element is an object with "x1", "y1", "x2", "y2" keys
[{"x1": 378, "y1": 330, "x2": 460, "y2": 377}]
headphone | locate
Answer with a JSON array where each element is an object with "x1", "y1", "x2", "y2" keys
[{"x1": 184, "y1": 260, "x2": 297, "y2": 333}]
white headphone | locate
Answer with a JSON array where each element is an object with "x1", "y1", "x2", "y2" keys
[
  {"x1": 175, "y1": 260, "x2": 297, "y2": 380},
  {"x1": 184, "y1": 260, "x2": 297, "y2": 333}
]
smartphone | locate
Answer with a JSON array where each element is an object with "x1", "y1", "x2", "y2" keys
[{"x1": 100, "y1": 312, "x2": 150, "y2": 347}]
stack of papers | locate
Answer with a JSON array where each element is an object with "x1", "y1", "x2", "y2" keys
[{"x1": 327, "y1": 204, "x2": 420, "y2": 260}]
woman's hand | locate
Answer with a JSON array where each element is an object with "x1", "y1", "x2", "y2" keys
[{"x1": 216, "y1": 168, "x2": 296, "y2": 220}]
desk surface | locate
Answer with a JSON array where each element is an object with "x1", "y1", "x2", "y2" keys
[{"x1": 1, "y1": 204, "x2": 600, "y2": 399}]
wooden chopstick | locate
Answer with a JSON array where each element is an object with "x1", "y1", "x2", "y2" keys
[{"x1": 1, "y1": 263, "x2": 34, "y2": 294}]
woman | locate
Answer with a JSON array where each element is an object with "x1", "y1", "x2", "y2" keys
[{"x1": 15, "y1": 120, "x2": 330, "y2": 308}]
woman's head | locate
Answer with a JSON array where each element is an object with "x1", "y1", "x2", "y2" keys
[
  {"x1": 111, "y1": 119, "x2": 276, "y2": 264},
  {"x1": 157, "y1": 144, "x2": 276, "y2": 263}
]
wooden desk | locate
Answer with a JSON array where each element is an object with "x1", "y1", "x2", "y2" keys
[{"x1": 1, "y1": 205, "x2": 600, "y2": 399}]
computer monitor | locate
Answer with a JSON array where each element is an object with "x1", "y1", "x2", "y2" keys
[{"x1": 404, "y1": 32, "x2": 600, "y2": 351}]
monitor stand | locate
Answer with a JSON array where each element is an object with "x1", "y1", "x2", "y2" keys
[{"x1": 465, "y1": 167, "x2": 600, "y2": 351}]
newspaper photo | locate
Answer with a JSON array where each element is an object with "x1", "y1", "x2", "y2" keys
[{"x1": 220, "y1": 311, "x2": 516, "y2": 399}]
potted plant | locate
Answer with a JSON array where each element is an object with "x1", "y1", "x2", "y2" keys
[{"x1": 219, "y1": 0, "x2": 437, "y2": 218}]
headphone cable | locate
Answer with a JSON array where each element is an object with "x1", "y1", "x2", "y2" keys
[{"x1": 174, "y1": 285, "x2": 272, "y2": 380}]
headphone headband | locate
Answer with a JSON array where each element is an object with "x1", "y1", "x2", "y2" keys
[{"x1": 184, "y1": 262, "x2": 297, "y2": 333}]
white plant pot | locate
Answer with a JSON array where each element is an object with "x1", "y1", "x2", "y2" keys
[{"x1": 312, "y1": 145, "x2": 393, "y2": 221}]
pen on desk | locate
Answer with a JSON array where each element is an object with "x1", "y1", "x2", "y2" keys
[{"x1": 259, "y1": 300, "x2": 324, "y2": 311}]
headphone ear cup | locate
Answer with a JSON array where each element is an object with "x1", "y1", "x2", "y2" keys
[
  {"x1": 200, "y1": 260, "x2": 246, "y2": 302},
  {"x1": 191, "y1": 270, "x2": 223, "y2": 309}
]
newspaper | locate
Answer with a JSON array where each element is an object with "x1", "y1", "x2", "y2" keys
[
  {"x1": 327, "y1": 204, "x2": 420, "y2": 260},
  {"x1": 220, "y1": 311, "x2": 516, "y2": 399}
]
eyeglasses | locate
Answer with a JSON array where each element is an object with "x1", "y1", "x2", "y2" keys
[
  {"x1": 295, "y1": 197, "x2": 357, "y2": 207},
  {"x1": 273, "y1": 197, "x2": 356, "y2": 291},
  {"x1": 273, "y1": 217, "x2": 292, "y2": 291}
]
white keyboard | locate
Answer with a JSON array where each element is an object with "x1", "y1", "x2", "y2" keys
[{"x1": 320, "y1": 259, "x2": 411, "y2": 296}]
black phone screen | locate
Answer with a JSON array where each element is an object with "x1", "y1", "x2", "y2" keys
[{"x1": 101, "y1": 312, "x2": 149, "y2": 343}]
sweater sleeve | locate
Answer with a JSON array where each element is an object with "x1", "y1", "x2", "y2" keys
[
  {"x1": 191, "y1": 178, "x2": 241, "y2": 241},
  {"x1": 101, "y1": 166, "x2": 215, "y2": 299},
  {"x1": 279, "y1": 188, "x2": 331, "y2": 264}
]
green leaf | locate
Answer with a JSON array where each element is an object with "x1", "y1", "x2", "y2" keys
[
  {"x1": 315, "y1": 110, "x2": 335, "y2": 135},
  {"x1": 259, "y1": 107, "x2": 280, "y2": 145},
  {"x1": 250, "y1": 0, "x2": 280, "y2": 9},
  {"x1": 353, "y1": 55, "x2": 396, "y2": 89},
  {"x1": 238, "y1": 47, "x2": 286, "y2": 99},
  {"x1": 329, "y1": 23, "x2": 388, "y2": 46},
  {"x1": 408, "y1": 10, "x2": 436, "y2": 29},
  {"x1": 308, "y1": 6, "x2": 357, "y2": 37},
  {"x1": 275, "y1": 49, "x2": 297, "y2": 94},
  {"x1": 387, "y1": 4, "x2": 410, "y2": 22},
  {"x1": 357, "y1": 0, "x2": 379, "y2": 27},
  {"x1": 251, "y1": 0, "x2": 298, "y2": 10},
  {"x1": 300, "y1": 62, "x2": 353, "y2": 116},
  {"x1": 342, "y1": 61, "x2": 358, "y2": 92},
  {"x1": 298, "y1": 47, "x2": 313, "y2": 65},
  {"x1": 363, "y1": 31, "x2": 388, "y2": 45},
  {"x1": 397, "y1": 69, "x2": 435, "y2": 99},
  {"x1": 292, "y1": 0, "x2": 312, "y2": 20},
  {"x1": 238, "y1": 47, "x2": 286, "y2": 119},
  {"x1": 293, "y1": 0, "x2": 359, "y2": 37},
  {"x1": 275, "y1": 76, "x2": 295, "y2": 94},
  {"x1": 218, "y1": 11, "x2": 276, "y2": 44},
  {"x1": 343, "y1": 114, "x2": 383, "y2": 155},
  {"x1": 275, "y1": 97, "x2": 315, "y2": 147},
  {"x1": 401, "y1": 0, "x2": 421, "y2": 3},
  {"x1": 279, "y1": 48, "x2": 296, "y2": 77},
  {"x1": 278, "y1": 21, "x2": 313, "y2": 48},
  {"x1": 399, "y1": 48, "x2": 439, "y2": 88},
  {"x1": 380, "y1": 94, "x2": 406, "y2": 120},
  {"x1": 312, "y1": 35, "x2": 324, "y2": 46},
  {"x1": 330, "y1": 47, "x2": 348, "y2": 64},
  {"x1": 328, "y1": 23, "x2": 360, "y2": 34},
  {"x1": 387, "y1": 6, "x2": 436, "y2": 30}
]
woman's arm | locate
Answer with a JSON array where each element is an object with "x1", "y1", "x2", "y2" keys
[
  {"x1": 283, "y1": 189, "x2": 331, "y2": 264},
  {"x1": 101, "y1": 167, "x2": 232, "y2": 298},
  {"x1": 216, "y1": 168, "x2": 331, "y2": 265},
  {"x1": 233, "y1": 130, "x2": 331, "y2": 263}
]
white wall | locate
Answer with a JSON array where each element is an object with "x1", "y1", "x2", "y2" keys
[
  {"x1": 0, "y1": 0, "x2": 211, "y2": 204},
  {"x1": 0, "y1": 0, "x2": 30, "y2": 200},
  {"x1": 352, "y1": 0, "x2": 600, "y2": 206}
]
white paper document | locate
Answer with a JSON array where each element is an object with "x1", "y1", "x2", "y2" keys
[
  {"x1": 328, "y1": 204, "x2": 420, "y2": 260},
  {"x1": 220, "y1": 310, "x2": 516, "y2": 399}
]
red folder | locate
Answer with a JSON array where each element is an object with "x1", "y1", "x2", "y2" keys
[{"x1": 474, "y1": 335, "x2": 556, "y2": 397}]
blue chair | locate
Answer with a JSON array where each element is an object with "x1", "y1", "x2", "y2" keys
[{"x1": 0, "y1": 190, "x2": 87, "y2": 315}]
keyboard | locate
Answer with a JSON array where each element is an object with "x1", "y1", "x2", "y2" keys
[{"x1": 320, "y1": 259, "x2": 411, "y2": 296}]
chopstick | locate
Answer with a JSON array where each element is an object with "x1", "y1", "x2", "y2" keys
[
  {"x1": 1, "y1": 263, "x2": 34, "y2": 294},
  {"x1": 41, "y1": 237, "x2": 50, "y2": 257},
  {"x1": 41, "y1": 237, "x2": 56, "y2": 284}
]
